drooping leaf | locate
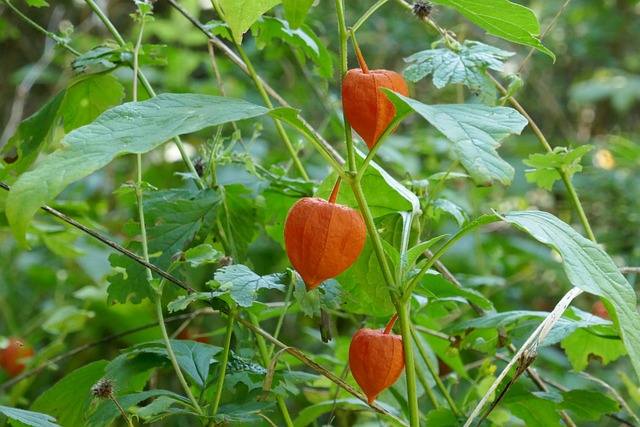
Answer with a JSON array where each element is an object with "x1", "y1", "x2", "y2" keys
[
  {"x1": 30, "y1": 360, "x2": 108, "y2": 427},
  {"x1": 430, "y1": 0, "x2": 554, "y2": 59},
  {"x1": 282, "y1": 0, "x2": 315, "y2": 28},
  {"x1": 385, "y1": 91, "x2": 527, "y2": 186},
  {"x1": 561, "y1": 327, "x2": 627, "y2": 372},
  {"x1": 219, "y1": 0, "x2": 281, "y2": 42},
  {"x1": 523, "y1": 145, "x2": 594, "y2": 191},
  {"x1": 71, "y1": 44, "x2": 166, "y2": 73},
  {"x1": 501, "y1": 210, "x2": 640, "y2": 382},
  {"x1": 60, "y1": 74, "x2": 125, "y2": 132},
  {"x1": 252, "y1": 17, "x2": 332, "y2": 78},
  {"x1": 404, "y1": 40, "x2": 513, "y2": 103},
  {"x1": 0, "y1": 406, "x2": 60, "y2": 427},
  {"x1": 107, "y1": 188, "x2": 220, "y2": 304},
  {"x1": 559, "y1": 389, "x2": 619, "y2": 421},
  {"x1": 212, "y1": 264, "x2": 286, "y2": 307},
  {"x1": 0, "y1": 89, "x2": 65, "y2": 179},
  {"x1": 292, "y1": 278, "x2": 341, "y2": 317},
  {"x1": 7, "y1": 94, "x2": 268, "y2": 247},
  {"x1": 429, "y1": 198, "x2": 469, "y2": 227}
]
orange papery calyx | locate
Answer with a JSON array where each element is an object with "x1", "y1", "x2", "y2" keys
[
  {"x1": 283, "y1": 179, "x2": 366, "y2": 291},
  {"x1": 349, "y1": 313, "x2": 405, "y2": 404},
  {"x1": 341, "y1": 31, "x2": 409, "y2": 150}
]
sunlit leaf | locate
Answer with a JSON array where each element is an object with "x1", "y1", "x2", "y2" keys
[{"x1": 219, "y1": 0, "x2": 281, "y2": 42}]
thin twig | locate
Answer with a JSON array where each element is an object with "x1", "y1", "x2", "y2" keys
[{"x1": 0, "y1": 181, "x2": 195, "y2": 294}]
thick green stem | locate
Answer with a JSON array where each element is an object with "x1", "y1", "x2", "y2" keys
[
  {"x1": 395, "y1": 300, "x2": 420, "y2": 426},
  {"x1": 410, "y1": 327, "x2": 462, "y2": 417},
  {"x1": 212, "y1": 309, "x2": 235, "y2": 415},
  {"x1": 560, "y1": 170, "x2": 597, "y2": 242}
]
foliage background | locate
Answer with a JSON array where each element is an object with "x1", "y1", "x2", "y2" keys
[{"x1": 0, "y1": 0, "x2": 639, "y2": 426}]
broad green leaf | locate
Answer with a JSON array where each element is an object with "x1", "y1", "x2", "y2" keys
[
  {"x1": 60, "y1": 74, "x2": 124, "y2": 132},
  {"x1": 292, "y1": 278, "x2": 341, "y2": 317},
  {"x1": 404, "y1": 235, "x2": 448, "y2": 271},
  {"x1": 7, "y1": 94, "x2": 268, "y2": 247},
  {"x1": 253, "y1": 17, "x2": 332, "y2": 78},
  {"x1": 404, "y1": 40, "x2": 513, "y2": 103},
  {"x1": 126, "y1": 340, "x2": 222, "y2": 388},
  {"x1": 523, "y1": 145, "x2": 594, "y2": 191},
  {"x1": 212, "y1": 264, "x2": 286, "y2": 307},
  {"x1": 502, "y1": 384, "x2": 561, "y2": 426},
  {"x1": 167, "y1": 292, "x2": 212, "y2": 312},
  {"x1": 385, "y1": 91, "x2": 527, "y2": 186},
  {"x1": 24, "y1": 0, "x2": 48, "y2": 7},
  {"x1": 71, "y1": 44, "x2": 166, "y2": 73},
  {"x1": 219, "y1": 0, "x2": 281, "y2": 42},
  {"x1": 561, "y1": 327, "x2": 627, "y2": 372},
  {"x1": 282, "y1": 0, "x2": 315, "y2": 28},
  {"x1": 559, "y1": 389, "x2": 619, "y2": 421},
  {"x1": 293, "y1": 399, "x2": 404, "y2": 427},
  {"x1": 0, "y1": 89, "x2": 65, "y2": 179},
  {"x1": 219, "y1": 184, "x2": 261, "y2": 261},
  {"x1": 30, "y1": 360, "x2": 108, "y2": 426},
  {"x1": 0, "y1": 406, "x2": 59, "y2": 427},
  {"x1": 182, "y1": 244, "x2": 222, "y2": 267},
  {"x1": 430, "y1": 0, "x2": 554, "y2": 59},
  {"x1": 105, "y1": 351, "x2": 165, "y2": 394},
  {"x1": 429, "y1": 198, "x2": 469, "y2": 226},
  {"x1": 502, "y1": 210, "x2": 640, "y2": 382},
  {"x1": 419, "y1": 270, "x2": 494, "y2": 311},
  {"x1": 107, "y1": 188, "x2": 220, "y2": 304}
]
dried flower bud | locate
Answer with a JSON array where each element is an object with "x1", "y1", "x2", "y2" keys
[
  {"x1": 412, "y1": 1, "x2": 433, "y2": 19},
  {"x1": 91, "y1": 378, "x2": 115, "y2": 399}
]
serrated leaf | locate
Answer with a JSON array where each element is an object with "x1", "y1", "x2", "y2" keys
[
  {"x1": 292, "y1": 278, "x2": 341, "y2": 317},
  {"x1": 213, "y1": 264, "x2": 285, "y2": 307},
  {"x1": 107, "y1": 188, "x2": 220, "y2": 304},
  {"x1": 559, "y1": 389, "x2": 619, "y2": 420},
  {"x1": 1, "y1": 89, "x2": 65, "y2": 178},
  {"x1": 30, "y1": 360, "x2": 108, "y2": 426},
  {"x1": 60, "y1": 74, "x2": 125, "y2": 132},
  {"x1": 501, "y1": 210, "x2": 640, "y2": 382},
  {"x1": 253, "y1": 17, "x2": 332, "y2": 78},
  {"x1": 561, "y1": 328, "x2": 626, "y2": 372},
  {"x1": 7, "y1": 94, "x2": 268, "y2": 248},
  {"x1": 431, "y1": 0, "x2": 554, "y2": 59},
  {"x1": 219, "y1": 0, "x2": 281, "y2": 42},
  {"x1": 523, "y1": 145, "x2": 594, "y2": 190},
  {"x1": 282, "y1": 0, "x2": 314, "y2": 28},
  {"x1": 385, "y1": 91, "x2": 527, "y2": 186},
  {"x1": 404, "y1": 40, "x2": 513, "y2": 103},
  {"x1": 0, "y1": 406, "x2": 60, "y2": 427}
]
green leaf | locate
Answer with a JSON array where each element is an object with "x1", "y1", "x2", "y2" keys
[
  {"x1": 30, "y1": 360, "x2": 108, "y2": 426},
  {"x1": 71, "y1": 44, "x2": 167, "y2": 73},
  {"x1": 501, "y1": 210, "x2": 640, "y2": 382},
  {"x1": 419, "y1": 270, "x2": 494, "y2": 311},
  {"x1": 219, "y1": 0, "x2": 281, "y2": 42},
  {"x1": 429, "y1": 198, "x2": 469, "y2": 226},
  {"x1": 219, "y1": 184, "x2": 260, "y2": 261},
  {"x1": 404, "y1": 40, "x2": 513, "y2": 103},
  {"x1": 561, "y1": 327, "x2": 627, "y2": 372},
  {"x1": 167, "y1": 292, "x2": 212, "y2": 312},
  {"x1": 523, "y1": 145, "x2": 594, "y2": 191},
  {"x1": 559, "y1": 389, "x2": 619, "y2": 421},
  {"x1": 384, "y1": 91, "x2": 527, "y2": 186},
  {"x1": 1, "y1": 89, "x2": 65, "y2": 179},
  {"x1": 60, "y1": 74, "x2": 125, "y2": 133},
  {"x1": 430, "y1": 0, "x2": 554, "y2": 59},
  {"x1": 0, "y1": 406, "x2": 59, "y2": 427},
  {"x1": 502, "y1": 384, "x2": 561, "y2": 426},
  {"x1": 404, "y1": 235, "x2": 449, "y2": 271},
  {"x1": 24, "y1": 0, "x2": 48, "y2": 7},
  {"x1": 107, "y1": 188, "x2": 220, "y2": 304},
  {"x1": 292, "y1": 278, "x2": 341, "y2": 317},
  {"x1": 126, "y1": 340, "x2": 222, "y2": 388},
  {"x1": 42, "y1": 305, "x2": 95, "y2": 334},
  {"x1": 282, "y1": 0, "x2": 315, "y2": 28},
  {"x1": 293, "y1": 399, "x2": 404, "y2": 427},
  {"x1": 213, "y1": 264, "x2": 286, "y2": 307},
  {"x1": 7, "y1": 94, "x2": 268, "y2": 247},
  {"x1": 253, "y1": 17, "x2": 332, "y2": 78},
  {"x1": 182, "y1": 244, "x2": 222, "y2": 267}
]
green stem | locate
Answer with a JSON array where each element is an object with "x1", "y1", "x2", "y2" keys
[
  {"x1": 2, "y1": 0, "x2": 81, "y2": 55},
  {"x1": 403, "y1": 214, "x2": 500, "y2": 302},
  {"x1": 249, "y1": 313, "x2": 294, "y2": 427},
  {"x1": 560, "y1": 171, "x2": 596, "y2": 242},
  {"x1": 156, "y1": 282, "x2": 203, "y2": 414},
  {"x1": 410, "y1": 327, "x2": 462, "y2": 417},
  {"x1": 268, "y1": 276, "x2": 295, "y2": 359},
  {"x1": 335, "y1": 0, "x2": 357, "y2": 173},
  {"x1": 212, "y1": 308, "x2": 235, "y2": 415},
  {"x1": 351, "y1": 0, "x2": 390, "y2": 33},
  {"x1": 395, "y1": 300, "x2": 420, "y2": 426}
]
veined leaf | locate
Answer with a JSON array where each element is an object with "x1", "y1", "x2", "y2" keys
[
  {"x1": 385, "y1": 91, "x2": 527, "y2": 186},
  {"x1": 501, "y1": 210, "x2": 640, "y2": 382},
  {"x1": 212, "y1": 264, "x2": 286, "y2": 308},
  {"x1": 7, "y1": 94, "x2": 268, "y2": 247},
  {"x1": 523, "y1": 145, "x2": 594, "y2": 191},
  {"x1": 282, "y1": 0, "x2": 315, "y2": 29},
  {"x1": 60, "y1": 74, "x2": 124, "y2": 132},
  {"x1": 404, "y1": 40, "x2": 513, "y2": 103},
  {"x1": 0, "y1": 406, "x2": 60, "y2": 427},
  {"x1": 219, "y1": 0, "x2": 281, "y2": 42},
  {"x1": 430, "y1": 0, "x2": 554, "y2": 59}
]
